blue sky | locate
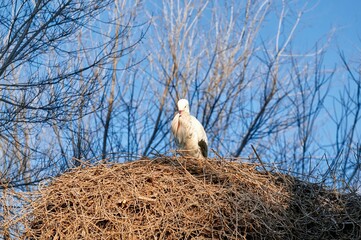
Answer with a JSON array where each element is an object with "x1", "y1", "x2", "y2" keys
[
  {"x1": 296, "y1": 1, "x2": 361, "y2": 149},
  {"x1": 301, "y1": 1, "x2": 361, "y2": 63}
]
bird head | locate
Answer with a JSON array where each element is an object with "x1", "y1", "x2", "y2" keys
[{"x1": 177, "y1": 99, "x2": 190, "y2": 114}]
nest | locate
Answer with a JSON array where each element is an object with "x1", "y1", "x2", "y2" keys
[{"x1": 21, "y1": 157, "x2": 361, "y2": 239}]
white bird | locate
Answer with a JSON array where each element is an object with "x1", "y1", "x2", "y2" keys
[{"x1": 171, "y1": 99, "x2": 208, "y2": 158}]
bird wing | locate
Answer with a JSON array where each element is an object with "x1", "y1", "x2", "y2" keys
[
  {"x1": 198, "y1": 138, "x2": 208, "y2": 158},
  {"x1": 190, "y1": 116, "x2": 208, "y2": 144},
  {"x1": 171, "y1": 113, "x2": 181, "y2": 146},
  {"x1": 190, "y1": 116, "x2": 208, "y2": 157}
]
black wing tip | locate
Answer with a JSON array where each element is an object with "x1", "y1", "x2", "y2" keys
[{"x1": 198, "y1": 139, "x2": 208, "y2": 158}]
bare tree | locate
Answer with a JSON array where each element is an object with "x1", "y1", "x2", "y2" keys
[
  {"x1": 139, "y1": 0, "x2": 325, "y2": 159},
  {"x1": 1, "y1": 0, "x2": 359, "y2": 195},
  {"x1": 2, "y1": 1, "x2": 361, "y2": 237},
  {"x1": 20, "y1": 0, "x2": 357, "y2": 189},
  {"x1": 135, "y1": 0, "x2": 359, "y2": 190},
  {"x1": 322, "y1": 51, "x2": 361, "y2": 188},
  {"x1": 0, "y1": 0, "x2": 147, "y2": 189},
  {"x1": 49, "y1": 0, "x2": 148, "y2": 165}
]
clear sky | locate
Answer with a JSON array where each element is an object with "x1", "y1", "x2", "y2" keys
[{"x1": 300, "y1": 1, "x2": 361, "y2": 63}]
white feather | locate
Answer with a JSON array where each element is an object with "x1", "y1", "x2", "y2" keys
[{"x1": 171, "y1": 99, "x2": 208, "y2": 158}]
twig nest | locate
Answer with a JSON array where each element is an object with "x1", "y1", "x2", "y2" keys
[{"x1": 23, "y1": 157, "x2": 361, "y2": 239}]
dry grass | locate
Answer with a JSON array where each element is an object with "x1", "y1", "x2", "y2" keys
[{"x1": 2, "y1": 156, "x2": 361, "y2": 239}]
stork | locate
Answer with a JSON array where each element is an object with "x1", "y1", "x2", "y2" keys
[{"x1": 171, "y1": 99, "x2": 208, "y2": 158}]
